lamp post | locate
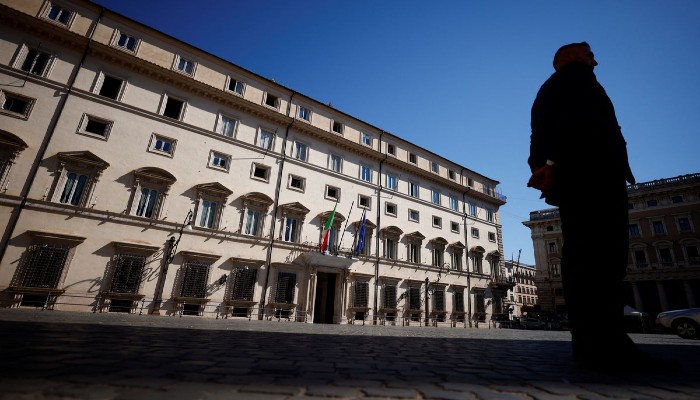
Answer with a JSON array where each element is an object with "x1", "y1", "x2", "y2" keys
[
  {"x1": 423, "y1": 263, "x2": 450, "y2": 326},
  {"x1": 151, "y1": 210, "x2": 192, "y2": 314}
]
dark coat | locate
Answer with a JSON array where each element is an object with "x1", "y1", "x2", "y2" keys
[{"x1": 529, "y1": 61, "x2": 635, "y2": 205}]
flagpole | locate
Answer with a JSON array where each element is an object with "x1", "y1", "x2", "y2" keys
[{"x1": 336, "y1": 200, "x2": 354, "y2": 256}]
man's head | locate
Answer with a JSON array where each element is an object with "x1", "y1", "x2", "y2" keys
[{"x1": 553, "y1": 42, "x2": 598, "y2": 71}]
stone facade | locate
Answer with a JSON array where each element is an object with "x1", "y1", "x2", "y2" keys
[{"x1": 0, "y1": 0, "x2": 508, "y2": 324}]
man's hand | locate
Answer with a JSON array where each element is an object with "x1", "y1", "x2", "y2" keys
[{"x1": 527, "y1": 164, "x2": 556, "y2": 196}]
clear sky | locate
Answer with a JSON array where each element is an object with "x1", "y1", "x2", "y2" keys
[{"x1": 93, "y1": 0, "x2": 700, "y2": 265}]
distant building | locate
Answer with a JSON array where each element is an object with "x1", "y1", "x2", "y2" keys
[
  {"x1": 504, "y1": 260, "x2": 537, "y2": 318},
  {"x1": 523, "y1": 173, "x2": 700, "y2": 318},
  {"x1": 0, "y1": 0, "x2": 508, "y2": 325}
]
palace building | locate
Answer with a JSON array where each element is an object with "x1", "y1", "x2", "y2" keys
[{"x1": 0, "y1": 0, "x2": 509, "y2": 324}]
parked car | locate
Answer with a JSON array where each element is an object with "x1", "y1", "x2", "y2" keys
[
  {"x1": 655, "y1": 308, "x2": 700, "y2": 339},
  {"x1": 624, "y1": 305, "x2": 653, "y2": 333},
  {"x1": 520, "y1": 318, "x2": 546, "y2": 330}
]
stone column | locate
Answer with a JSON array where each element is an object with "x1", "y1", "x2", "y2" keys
[
  {"x1": 656, "y1": 281, "x2": 669, "y2": 311},
  {"x1": 632, "y1": 282, "x2": 644, "y2": 311},
  {"x1": 684, "y1": 280, "x2": 696, "y2": 308}
]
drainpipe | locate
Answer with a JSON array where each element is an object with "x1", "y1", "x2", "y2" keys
[
  {"x1": 460, "y1": 168, "x2": 472, "y2": 327},
  {"x1": 259, "y1": 91, "x2": 296, "y2": 319},
  {"x1": 0, "y1": 7, "x2": 105, "y2": 264},
  {"x1": 373, "y1": 131, "x2": 387, "y2": 325}
]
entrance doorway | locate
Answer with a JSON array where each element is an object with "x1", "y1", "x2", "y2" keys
[{"x1": 313, "y1": 272, "x2": 337, "y2": 324}]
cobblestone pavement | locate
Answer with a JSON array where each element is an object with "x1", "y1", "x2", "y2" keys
[{"x1": 1, "y1": 309, "x2": 699, "y2": 399}]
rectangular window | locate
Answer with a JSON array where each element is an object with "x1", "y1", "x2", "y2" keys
[
  {"x1": 332, "y1": 120, "x2": 343, "y2": 134},
  {"x1": 448, "y1": 170, "x2": 456, "y2": 180},
  {"x1": 467, "y1": 178, "x2": 474, "y2": 187},
  {"x1": 358, "y1": 194, "x2": 371, "y2": 209},
  {"x1": 634, "y1": 250, "x2": 647, "y2": 267},
  {"x1": 434, "y1": 289, "x2": 445, "y2": 312},
  {"x1": 209, "y1": 151, "x2": 230, "y2": 171},
  {"x1": 387, "y1": 143, "x2": 396, "y2": 156},
  {"x1": 432, "y1": 190, "x2": 441, "y2": 205},
  {"x1": 161, "y1": 96, "x2": 185, "y2": 120},
  {"x1": 652, "y1": 221, "x2": 666, "y2": 235},
  {"x1": 383, "y1": 284, "x2": 397, "y2": 308},
  {"x1": 672, "y1": 195, "x2": 683, "y2": 204},
  {"x1": 283, "y1": 218, "x2": 299, "y2": 242},
  {"x1": 408, "y1": 209, "x2": 419, "y2": 222},
  {"x1": 259, "y1": 129, "x2": 274, "y2": 150},
  {"x1": 232, "y1": 268, "x2": 257, "y2": 301},
  {"x1": 409, "y1": 181, "x2": 419, "y2": 198},
  {"x1": 432, "y1": 216, "x2": 442, "y2": 228},
  {"x1": 98, "y1": 75, "x2": 124, "y2": 100},
  {"x1": 45, "y1": 4, "x2": 72, "y2": 25},
  {"x1": 110, "y1": 253, "x2": 145, "y2": 294},
  {"x1": 227, "y1": 77, "x2": 246, "y2": 95},
  {"x1": 325, "y1": 185, "x2": 340, "y2": 201},
  {"x1": 450, "y1": 196, "x2": 458, "y2": 211},
  {"x1": 329, "y1": 154, "x2": 342, "y2": 173},
  {"x1": 486, "y1": 209, "x2": 494, "y2": 222},
  {"x1": 431, "y1": 161, "x2": 439, "y2": 173},
  {"x1": 198, "y1": 200, "x2": 218, "y2": 228},
  {"x1": 175, "y1": 56, "x2": 195, "y2": 76},
  {"x1": 450, "y1": 221, "x2": 459, "y2": 233},
  {"x1": 115, "y1": 32, "x2": 138, "y2": 52},
  {"x1": 408, "y1": 152, "x2": 417, "y2": 164},
  {"x1": 288, "y1": 175, "x2": 305, "y2": 192},
  {"x1": 385, "y1": 238, "x2": 397, "y2": 259},
  {"x1": 149, "y1": 134, "x2": 176, "y2": 157},
  {"x1": 454, "y1": 292, "x2": 464, "y2": 312},
  {"x1": 21, "y1": 243, "x2": 69, "y2": 289},
  {"x1": 629, "y1": 224, "x2": 641, "y2": 237},
  {"x1": 678, "y1": 217, "x2": 692, "y2": 232},
  {"x1": 19, "y1": 47, "x2": 51, "y2": 76},
  {"x1": 244, "y1": 210, "x2": 262, "y2": 236},
  {"x1": 488, "y1": 232, "x2": 496, "y2": 242},
  {"x1": 451, "y1": 252, "x2": 462, "y2": 271},
  {"x1": 386, "y1": 173, "x2": 398, "y2": 191},
  {"x1": 408, "y1": 244, "x2": 420, "y2": 264},
  {"x1": 360, "y1": 164, "x2": 372, "y2": 182},
  {"x1": 385, "y1": 203, "x2": 397, "y2": 217},
  {"x1": 217, "y1": 115, "x2": 238, "y2": 137},
  {"x1": 647, "y1": 199, "x2": 658, "y2": 207},
  {"x1": 361, "y1": 132, "x2": 372, "y2": 146},
  {"x1": 0, "y1": 91, "x2": 34, "y2": 119},
  {"x1": 79, "y1": 114, "x2": 112, "y2": 139},
  {"x1": 180, "y1": 261, "x2": 210, "y2": 298},
  {"x1": 274, "y1": 272, "x2": 296, "y2": 303},
  {"x1": 294, "y1": 142, "x2": 308, "y2": 161},
  {"x1": 135, "y1": 187, "x2": 158, "y2": 218},
  {"x1": 468, "y1": 203, "x2": 477, "y2": 217},
  {"x1": 298, "y1": 105, "x2": 311, "y2": 121},
  {"x1": 471, "y1": 227, "x2": 480, "y2": 238},
  {"x1": 353, "y1": 281, "x2": 370, "y2": 308},
  {"x1": 251, "y1": 163, "x2": 270, "y2": 182},
  {"x1": 659, "y1": 248, "x2": 673, "y2": 266},
  {"x1": 59, "y1": 172, "x2": 88, "y2": 206},
  {"x1": 264, "y1": 93, "x2": 279, "y2": 109}
]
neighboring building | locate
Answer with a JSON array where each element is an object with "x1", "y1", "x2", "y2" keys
[
  {"x1": 523, "y1": 173, "x2": 700, "y2": 319},
  {"x1": 0, "y1": 0, "x2": 508, "y2": 325},
  {"x1": 503, "y1": 260, "x2": 537, "y2": 318}
]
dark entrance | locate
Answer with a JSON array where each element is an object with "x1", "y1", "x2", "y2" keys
[{"x1": 313, "y1": 272, "x2": 337, "y2": 324}]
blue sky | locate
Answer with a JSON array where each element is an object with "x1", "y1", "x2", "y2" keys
[{"x1": 94, "y1": 1, "x2": 700, "y2": 265}]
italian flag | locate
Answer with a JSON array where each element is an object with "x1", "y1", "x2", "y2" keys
[{"x1": 320, "y1": 202, "x2": 337, "y2": 253}]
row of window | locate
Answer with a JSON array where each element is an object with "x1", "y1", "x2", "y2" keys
[
  {"x1": 629, "y1": 217, "x2": 695, "y2": 237},
  {"x1": 28, "y1": 4, "x2": 489, "y2": 191},
  {"x1": 628, "y1": 195, "x2": 686, "y2": 209},
  {"x1": 631, "y1": 244, "x2": 700, "y2": 268}
]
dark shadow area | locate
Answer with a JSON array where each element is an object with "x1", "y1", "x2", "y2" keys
[{"x1": 1, "y1": 320, "x2": 699, "y2": 391}]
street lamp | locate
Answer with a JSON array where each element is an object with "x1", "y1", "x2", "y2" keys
[
  {"x1": 423, "y1": 263, "x2": 450, "y2": 326},
  {"x1": 151, "y1": 210, "x2": 193, "y2": 314}
]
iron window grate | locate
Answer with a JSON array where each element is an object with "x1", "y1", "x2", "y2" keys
[
  {"x1": 180, "y1": 261, "x2": 210, "y2": 298},
  {"x1": 454, "y1": 292, "x2": 464, "y2": 312},
  {"x1": 434, "y1": 289, "x2": 445, "y2": 311},
  {"x1": 232, "y1": 268, "x2": 257, "y2": 301},
  {"x1": 353, "y1": 281, "x2": 369, "y2": 308},
  {"x1": 110, "y1": 253, "x2": 145, "y2": 293},
  {"x1": 409, "y1": 287, "x2": 421, "y2": 310},
  {"x1": 274, "y1": 272, "x2": 296, "y2": 304},
  {"x1": 383, "y1": 284, "x2": 397, "y2": 309},
  {"x1": 21, "y1": 244, "x2": 69, "y2": 288}
]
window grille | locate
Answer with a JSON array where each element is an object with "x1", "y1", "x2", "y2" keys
[
  {"x1": 454, "y1": 292, "x2": 464, "y2": 312},
  {"x1": 434, "y1": 289, "x2": 445, "y2": 312},
  {"x1": 274, "y1": 272, "x2": 296, "y2": 304},
  {"x1": 408, "y1": 287, "x2": 421, "y2": 310},
  {"x1": 383, "y1": 284, "x2": 397, "y2": 309},
  {"x1": 353, "y1": 281, "x2": 369, "y2": 308},
  {"x1": 232, "y1": 268, "x2": 257, "y2": 301},
  {"x1": 110, "y1": 253, "x2": 145, "y2": 293},
  {"x1": 19, "y1": 244, "x2": 69, "y2": 288},
  {"x1": 180, "y1": 261, "x2": 210, "y2": 298}
]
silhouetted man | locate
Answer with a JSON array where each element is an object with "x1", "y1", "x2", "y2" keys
[{"x1": 528, "y1": 42, "x2": 649, "y2": 369}]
